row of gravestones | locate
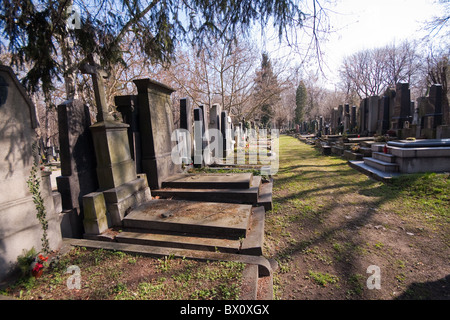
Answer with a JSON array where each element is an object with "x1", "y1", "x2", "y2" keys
[
  {"x1": 0, "y1": 64, "x2": 266, "y2": 283},
  {"x1": 299, "y1": 83, "x2": 450, "y2": 139},
  {"x1": 58, "y1": 76, "x2": 255, "y2": 238}
]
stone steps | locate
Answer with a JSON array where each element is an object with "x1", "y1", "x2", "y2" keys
[
  {"x1": 152, "y1": 175, "x2": 272, "y2": 210},
  {"x1": 122, "y1": 199, "x2": 252, "y2": 239},
  {"x1": 363, "y1": 157, "x2": 399, "y2": 173},
  {"x1": 161, "y1": 172, "x2": 253, "y2": 189},
  {"x1": 116, "y1": 206, "x2": 265, "y2": 255},
  {"x1": 372, "y1": 151, "x2": 396, "y2": 163}
]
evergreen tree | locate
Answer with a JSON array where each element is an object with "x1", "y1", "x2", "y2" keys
[
  {"x1": 0, "y1": 0, "x2": 311, "y2": 98},
  {"x1": 254, "y1": 52, "x2": 280, "y2": 127},
  {"x1": 295, "y1": 80, "x2": 307, "y2": 125}
]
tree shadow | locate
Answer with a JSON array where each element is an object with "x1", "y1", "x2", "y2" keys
[{"x1": 395, "y1": 275, "x2": 450, "y2": 300}]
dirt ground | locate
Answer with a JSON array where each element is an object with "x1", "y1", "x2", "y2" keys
[{"x1": 264, "y1": 135, "x2": 450, "y2": 300}]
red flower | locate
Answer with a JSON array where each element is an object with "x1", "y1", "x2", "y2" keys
[
  {"x1": 38, "y1": 254, "x2": 48, "y2": 262},
  {"x1": 33, "y1": 263, "x2": 43, "y2": 272}
]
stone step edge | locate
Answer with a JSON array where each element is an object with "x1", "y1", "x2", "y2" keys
[{"x1": 63, "y1": 238, "x2": 277, "y2": 277}]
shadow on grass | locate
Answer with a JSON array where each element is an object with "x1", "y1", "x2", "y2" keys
[
  {"x1": 395, "y1": 274, "x2": 450, "y2": 300},
  {"x1": 270, "y1": 136, "x2": 450, "y2": 299}
]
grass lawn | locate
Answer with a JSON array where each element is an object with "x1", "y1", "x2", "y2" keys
[
  {"x1": 1, "y1": 134, "x2": 448, "y2": 300},
  {"x1": 265, "y1": 135, "x2": 449, "y2": 299}
]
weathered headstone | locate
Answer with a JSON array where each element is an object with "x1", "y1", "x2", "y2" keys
[
  {"x1": 177, "y1": 98, "x2": 193, "y2": 164},
  {"x1": 193, "y1": 107, "x2": 205, "y2": 167},
  {"x1": 115, "y1": 95, "x2": 142, "y2": 174},
  {"x1": 351, "y1": 106, "x2": 357, "y2": 132},
  {"x1": 133, "y1": 78, "x2": 182, "y2": 189},
  {"x1": 221, "y1": 110, "x2": 232, "y2": 158},
  {"x1": 367, "y1": 96, "x2": 379, "y2": 135},
  {"x1": 56, "y1": 99, "x2": 98, "y2": 238},
  {"x1": 376, "y1": 96, "x2": 390, "y2": 135},
  {"x1": 81, "y1": 65, "x2": 151, "y2": 234},
  {"x1": 0, "y1": 65, "x2": 62, "y2": 282},
  {"x1": 391, "y1": 82, "x2": 411, "y2": 130},
  {"x1": 343, "y1": 104, "x2": 350, "y2": 133},
  {"x1": 359, "y1": 98, "x2": 368, "y2": 135}
]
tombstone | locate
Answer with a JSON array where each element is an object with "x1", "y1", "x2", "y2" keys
[
  {"x1": 343, "y1": 104, "x2": 350, "y2": 133},
  {"x1": 209, "y1": 104, "x2": 222, "y2": 132},
  {"x1": 221, "y1": 110, "x2": 232, "y2": 157},
  {"x1": 81, "y1": 63, "x2": 151, "y2": 234},
  {"x1": 133, "y1": 78, "x2": 182, "y2": 189},
  {"x1": 367, "y1": 96, "x2": 379, "y2": 135},
  {"x1": 337, "y1": 105, "x2": 343, "y2": 127},
  {"x1": 359, "y1": 98, "x2": 368, "y2": 135},
  {"x1": 178, "y1": 98, "x2": 193, "y2": 164},
  {"x1": 193, "y1": 107, "x2": 205, "y2": 167},
  {"x1": 115, "y1": 95, "x2": 142, "y2": 173},
  {"x1": 56, "y1": 99, "x2": 98, "y2": 238},
  {"x1": 330, "y1": 108, "x2": 338, "y2": 134},
  {"x1": 391, "y1": 82, "x2": 412, "y2": 130},
  {"x1": 376, "y1": 96, "x2": 390, "y2": 135},
  {"x1": 429, "y1": 84, "x2": 443, "y2": 127},
  {"x1": 199, "y1": 105, "x2": 212, "y2": 164},
  {"x1": 0, "y1": 66, "x2": 62, "y2": 282},
  {"x1": 350, "y1": 106, "x2": 357, "y2": 132}
]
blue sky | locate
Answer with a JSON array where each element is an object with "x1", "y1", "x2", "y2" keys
[{"x1": 260, "y1": 0, "x2": 448, "y2": 88}]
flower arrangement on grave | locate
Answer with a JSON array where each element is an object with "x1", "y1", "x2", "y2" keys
[
  {"x1": 351, "y1": 144, "x2": 360, "y2": 152},
  {"x1": 31, "y1": 254, "x2": 49, "y2": 278}
]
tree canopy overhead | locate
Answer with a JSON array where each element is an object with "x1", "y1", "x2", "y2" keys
[{"x1": 0, "y1": 0, "x2": 315, "y2": 96}]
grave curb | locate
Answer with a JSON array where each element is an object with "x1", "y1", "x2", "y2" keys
[{"x1": 62, "y1": 237, "x2": 276, "y2": 299}]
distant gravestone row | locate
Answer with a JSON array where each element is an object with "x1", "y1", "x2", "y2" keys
[{"x1": 299, "y1": 82, "x2": 449, "y2": 140}]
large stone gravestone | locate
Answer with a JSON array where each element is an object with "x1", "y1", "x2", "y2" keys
[
  {"x1": 392, "y1": 82, "x2": 411, "y2": 130},
  {"x1": 115, "y1": 95, "x2": 142, "y2": 174},
  {"x1": 81, "y1": 63, "x2": 151, "y2": 234},
  {"x1": 56, "y1": 99, "x2": 98, "y2": 238},
  {"x1": 0, "y1": 66, "x2": 62, "y2": 282},
  {"x1": 178, "y1": 98, "x2": 193, "y2": 164},
  {"x1": 367, "y1": 96, "x2": 379, "y2": 136},
  {"x1": 133, "y1": 78, "x2": 182, "y2": 189}
]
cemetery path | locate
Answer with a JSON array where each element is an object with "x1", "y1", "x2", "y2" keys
[{"x1": 265, "y1": 135, "x2": 450, "y2": 300}]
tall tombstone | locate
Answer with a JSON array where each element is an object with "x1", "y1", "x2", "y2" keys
[
  {"x1": 337, "y1": 105, "x2": 343, "y2": 127},
  {"x1": 359, "y1": 98, "x2": 368, "y2": 135},
  {"x1": 331, "y1": 108, "x2": 338, "y2": 134},
  {"x1": 221, "y1": 110, "x2": 232, "y2": 157},
  {"x1": 179, "y1": 97, "x2": 193, "y2": 163},
  {"x1": 133, "y1": 78, "x2": 182, "y2": 189},
  {"x1": 115, "y1": 95, "x2": 141, "y2": 174},
  {"x1": 56, "y1": 99, "x2": 98, "y2": 238},
  {"x1": 367, "y1": 96, "x2": 379, "y2": 136},
  {"x1": 0, "y1": 66, "x2": 62, "y2": 282},
  {"x1": 429, "y1": 84, "x2": 443, "y2": 127},
  {"x1": 319, "y1": 116, "x2": 324, "y2": 136},
  {"x1": 377, "y1": 96, "x2": 390, "y2": 135},
  {"x1": 350, "y1": 106, "x2": 357, "y2": 132},
  {"x1": 81, "y1": 64, "x2": 151, "y2": 233},
  {"x1": 199, "y1": 105, "x2": 211, "y2": 164},
  {"x1": 209, "y1": 103, "x2": 222, "y2": 132},
  {"x1": 193, "y1": 107, "x2": 205, "y2": 167},
  {"x1": 392, "y1": 82, "x2": 411, "y2": 130},
  {"x1": 343, "y1": 104, "x2": 350, "y2": 133}
]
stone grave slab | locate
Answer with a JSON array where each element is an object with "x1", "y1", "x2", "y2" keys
[
  {"x1": 161, "y1": 172, "x2": 253, "y2": 189},
  {"x1": 152, "y1": 175, "x2": 262, "y2": 206},
  {"x1": 123, "y1": 199, "x2": 252, "y2": 238}
]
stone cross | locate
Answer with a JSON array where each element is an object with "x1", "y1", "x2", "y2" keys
[{"x1": 80, "y1": 58, "x2": 115, "y2": 122}]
